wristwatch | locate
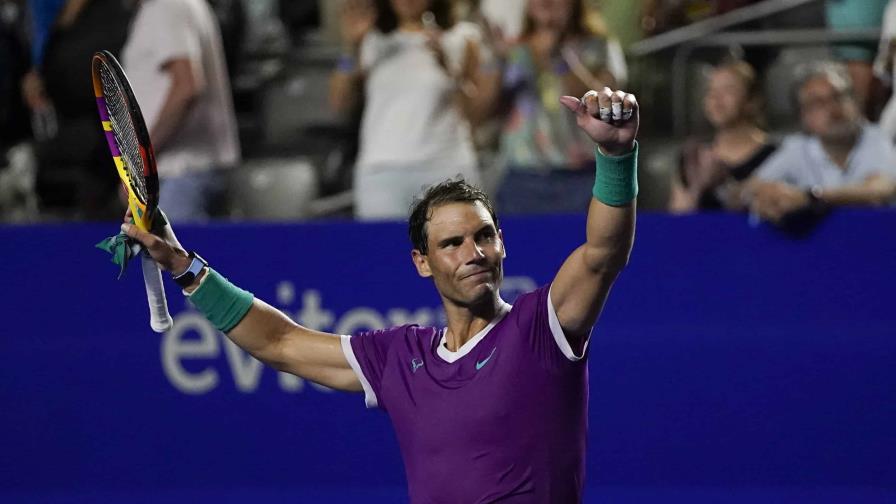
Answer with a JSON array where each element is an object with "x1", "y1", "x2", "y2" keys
[
  {"x1": 805, "y1": 185, "x2": 829, "y2": 214},
  {"x1": 172, "y1": 251, "x2": 208, "y2": 288},
  {"x1": 808, "y1": 185, "x2": 824, "y2": 202}
]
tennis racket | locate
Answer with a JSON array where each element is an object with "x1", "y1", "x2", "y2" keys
[{"x1": 92, "y1": 50, "x2": 173, "y2": 333}]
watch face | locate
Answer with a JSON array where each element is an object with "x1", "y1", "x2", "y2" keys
[
  {"x1": 175, "y1": 270, "x2": 196, "y2": 288},
  {"x1": 191, "y1": 252, "x2": 208, "y2": 268}
]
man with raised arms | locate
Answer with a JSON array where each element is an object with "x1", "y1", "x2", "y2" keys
[{"x1": 124, "y1": 86, "x2": 640, "y2": 503}]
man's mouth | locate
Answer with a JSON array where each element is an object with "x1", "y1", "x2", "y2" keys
[{"x1": 462, "y1": 270, "x2": 492, "y2": 280}]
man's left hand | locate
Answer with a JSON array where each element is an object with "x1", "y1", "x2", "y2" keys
[{"x1": 560, "y1": 87, "x2": 638, "y2": 156}]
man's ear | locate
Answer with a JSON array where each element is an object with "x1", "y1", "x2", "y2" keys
[
  {"x1": 499, "y1": 229, "x2": 507, "y2": 259},
  {"x1": 411, "y1": 249, "x2": 432, "y2": 278}
]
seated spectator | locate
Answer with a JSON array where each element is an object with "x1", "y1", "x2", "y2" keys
[
  {"x1": 496, "y1": 0, "x2": 627, "y2": 215},
  {"x1": 747, "y1": 62, "x2": 896, "y2": 224},
  {"x1": 329, "y1": 0, "x2": 500, "y2": 221},
  {"x1": 669, "y1": 59, "x2": 776, "y2": 213},
  {"x1": 873, "y1": 0, "x2": 896, "y2": 141}
]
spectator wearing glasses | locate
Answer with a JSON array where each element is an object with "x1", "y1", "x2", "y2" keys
[{"x1": 747, "y1": 62, "x2": 896, "y2": 224}]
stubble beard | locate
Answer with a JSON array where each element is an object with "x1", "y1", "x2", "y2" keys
[{"x1": 442, "y1": 269, "x2": 503, "y2": 310}]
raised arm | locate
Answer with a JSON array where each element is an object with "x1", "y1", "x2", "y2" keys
[
  {"x1": 122, "y1": 218, "x2": 361, "y2": 392},
  {"x1": 328, "y1": 0, "x2": 375, "y2": 115},
  {"x1": 452, "y1": 37, "x2": 503, "y2": 127},
  {"x1": 552, "y1": 88, "x2": 638, "y2": 348}
]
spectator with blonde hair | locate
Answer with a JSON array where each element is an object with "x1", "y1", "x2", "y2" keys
[{"x1": 669, "y1": 59, "x2": 776, "y2": 213}]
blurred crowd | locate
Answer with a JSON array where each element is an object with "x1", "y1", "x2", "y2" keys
[{"x1": 1, "y1": 0, "x2": 895, "y2": 226}]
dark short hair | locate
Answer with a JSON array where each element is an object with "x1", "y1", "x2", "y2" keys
[{"x1": 408, "y1": 178, "x2": 499, "y2": 254}]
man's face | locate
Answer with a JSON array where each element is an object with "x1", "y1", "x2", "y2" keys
[
  {"x1": 798, "y1": 76, "x2": 859, "y2": 143},
  {"x1": 412, "y1": 202, "x2": 505, "y2": 308}
]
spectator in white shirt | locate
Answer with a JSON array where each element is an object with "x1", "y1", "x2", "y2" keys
[{"x1": 748, "y1": 62, "x2": 896, "y2": 224}]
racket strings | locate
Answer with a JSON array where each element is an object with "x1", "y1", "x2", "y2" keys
[{"x1": 99, "y1": 63, "x2": 149, "y2": 204}]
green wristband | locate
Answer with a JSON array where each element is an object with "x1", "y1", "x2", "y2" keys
[
  {"x1": 593, "y1": 141, "x2": 639, "y2": 206},
  {"x1": 188, "y1": 268, "x2": 254, "y2": 333}
]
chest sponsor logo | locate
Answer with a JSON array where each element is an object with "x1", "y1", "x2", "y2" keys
[
  {"x1": 411, "y1": 358, "x2": 424, "y2": 373},
  {"x1": 476, "y1": 347, "x2": 497, "y2": 370}
]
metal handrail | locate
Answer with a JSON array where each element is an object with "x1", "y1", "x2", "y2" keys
[
  {"x1": 629, "y1": 0, "x2": 821, "y2": 57},
  {"x1": 668, "y1": 27, "x2": 881, "y2": 136},
  {"x1": 693, "y1": 27, "x2": 881, "y2": 46}
]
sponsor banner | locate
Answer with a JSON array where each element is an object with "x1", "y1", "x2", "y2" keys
[{"x1": 1, "y1": 211, "x2": 894, "y2": 501}]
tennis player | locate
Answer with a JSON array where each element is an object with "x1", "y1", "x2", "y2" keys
[{"x1": 124, "y1": 87, "x2": 639, "y2": 503}]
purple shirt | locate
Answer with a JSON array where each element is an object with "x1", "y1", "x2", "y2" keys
[{"x1": 341, "y1": 285, "x2": 591, "y2": 503}]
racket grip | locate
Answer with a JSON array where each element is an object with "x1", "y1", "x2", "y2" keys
[{"x1": 141, "y1": 253, "x2": 173, "y2": 332}]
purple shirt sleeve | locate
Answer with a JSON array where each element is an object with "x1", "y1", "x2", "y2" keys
[
  {"x1": 341, "y1": 325, "x2": 409, "y2": 409},
  {"x1": 509, "y1": 285, "x2": 592, "y2": 369}
]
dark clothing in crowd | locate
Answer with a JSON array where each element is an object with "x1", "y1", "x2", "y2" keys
[
  {"x1": 678, "y1": 140, "x2": 777, "y2": 210},
  {"x1": 36, "y1": 0, "x2": 132, "y2": 217},
  {"x1": 0, "y1": 13, "x2": 30, "y2": 150}
]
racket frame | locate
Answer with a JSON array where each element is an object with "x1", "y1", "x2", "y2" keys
[{"x1": 91, "y1": 50, "x2": 159, "y2": 233}]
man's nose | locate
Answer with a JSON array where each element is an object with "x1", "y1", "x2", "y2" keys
[{"x1": 463, "y1": 240, "x2": 485, "y2": 263}]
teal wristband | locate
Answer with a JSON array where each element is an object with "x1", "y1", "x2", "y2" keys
[
  {"x1": 593, "y1": 141, "x2": 639, "y2": 206},
  {"x1": 188, "y1": 268, "x2": 254, "y2": 333}
]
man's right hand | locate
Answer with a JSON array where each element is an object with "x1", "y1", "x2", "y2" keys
[
  {"x1": 121, "y1": 209, "x2": 191, "y2": 276},
  {"x1": 560, "y1": 87, "x2": 639, "y2": 156}
]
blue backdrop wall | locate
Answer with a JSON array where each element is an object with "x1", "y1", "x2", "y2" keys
[{"x1": 1, "y1": 210, "x2": 894, "y2": 503}]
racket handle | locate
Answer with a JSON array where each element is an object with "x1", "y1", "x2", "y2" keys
[{"x1": 141, "y1": 253, "x2": 173, "y2": 333}]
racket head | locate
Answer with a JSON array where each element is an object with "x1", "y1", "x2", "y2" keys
[{"x1": 92, "y1": 50, "x2": 159, "y2": 232}]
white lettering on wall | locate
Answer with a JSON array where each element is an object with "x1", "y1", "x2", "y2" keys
[
  {"x1": 161, "y1": 313, "x2": 220, "y2": 394},
  {"x1": 334, "y1": 308, "x2": 386, "y2": 336},
  {"x1": 278, "y1": 372, "x2": 304, "y2": 392}
]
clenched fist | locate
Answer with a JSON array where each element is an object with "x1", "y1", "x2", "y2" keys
[{"x1": 560, "y1": 87, "x2": 639, "y2": 156}]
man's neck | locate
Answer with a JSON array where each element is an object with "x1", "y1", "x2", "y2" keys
[
  {"x1": 820, "y1": 134, "x2": 859, "y2": 170},
  {"x1": 442, "y1": 295, "x2": 505, "y2": 352}
]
